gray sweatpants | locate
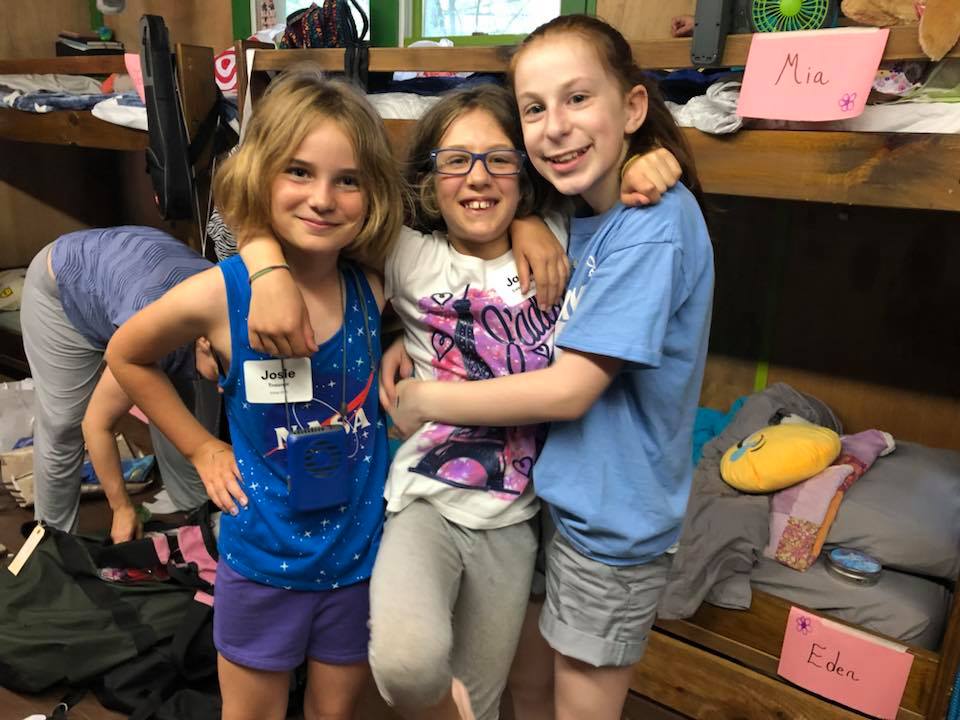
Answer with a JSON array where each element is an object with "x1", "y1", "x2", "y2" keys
[
  {"x1": 20, "y1": 244, "x2": 215, "y2": 531},
  {"x1": 369, "y1": 500, "x2": 537, "y2": 720}
]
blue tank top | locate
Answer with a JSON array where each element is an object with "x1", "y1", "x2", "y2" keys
[{"x1": 218, "y1": 256, "x2": 387, "y2": 590}]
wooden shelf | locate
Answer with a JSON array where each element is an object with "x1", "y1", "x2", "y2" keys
[
  {"x1": 0, "y1": 54, "x2": 145, "y2": 150},
  {"x1": 635, "y1": 24, "x2": 960, "y2": 70},
  {"x1": 0, "y1": 55, "x2": 127, "y2": 75},
  {"x1": 380, "y1": 120, "x2": 960, "y2": 213},
  {"x1": 251, "y1": 46, "x2": 513, "y2": 73},
  {"x1": 0, "y1": 108, "x2": 146, "y2": 150},
  {"x1": 686, "y1": 129, "x2": 960, "y2": 212},
  {"x1": 249, "y1": 25, "x2": 959, "y2": 75}
]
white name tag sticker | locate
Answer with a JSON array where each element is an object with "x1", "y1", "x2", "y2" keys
[
  {"x1": 244, "y1": 358, "x2": 313, "y2": 404},
  {"x1": 491, "y1": 264, "x2": 536, "y2": 304}
]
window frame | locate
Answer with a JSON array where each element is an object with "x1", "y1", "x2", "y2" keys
[
  {"x1": 230, "y1": 0, "x2": 590, "y2": 47},
  {"x1": 403, "y1": 0, "x2": 595, "y2": 47}
]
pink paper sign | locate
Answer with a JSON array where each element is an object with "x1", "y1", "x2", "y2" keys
[
  {"x1": 778, "y1": 606, "x2": 914, "y2": 719},
  {"x1": 737, "y1": 27, "x2": 889, "y2": 121}
]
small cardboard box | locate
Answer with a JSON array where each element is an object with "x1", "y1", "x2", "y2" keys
[
  {"x1": 0, "y1": 445, "x2": 33, "y2": 508},
  {"x1": 0, "y1": 434, "x2": 143, "y2": 509}
]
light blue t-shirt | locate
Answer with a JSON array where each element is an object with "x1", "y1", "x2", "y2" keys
[{"x1": 536, "y1": 185, "x2": 714, "y2": 565}]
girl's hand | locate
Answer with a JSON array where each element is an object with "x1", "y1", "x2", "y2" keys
[
  {"x1": 109, "y1": 503, "x2": 142, "y2": 544},
  {"x1": 248, "y1": 268, "x2": 317, "y2": 358},
  {"x1": 620, "y1": 148, "x2": 682, "y2": 207},
  {"x1": 389, "y1": 378, "x2": 427, "y2": 438},
  {"x1": 510, "y1": 215, "x2": 570, "y2": 309},
  {"x1": 189, "y1": 438, "x2": 248, "y2": 516},
  {"x1": 671, "y1": 14, "x2": 695, "y2": 37},
  {"x1": 379, "y1": 338, "x2": 414, "y2": 411}
]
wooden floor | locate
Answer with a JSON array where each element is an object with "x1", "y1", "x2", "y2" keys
[{"x1": 0, "y1": 440, "x2": 687, "y2": 720}]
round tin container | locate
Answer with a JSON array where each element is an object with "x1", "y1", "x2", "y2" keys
[{"x1": 825, "y1": 548, "x2": 882, "y2": 586}]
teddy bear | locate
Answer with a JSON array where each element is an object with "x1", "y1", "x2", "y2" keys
[{"x1": 841, "y1": 0, "x2": 960, "y2": 60}]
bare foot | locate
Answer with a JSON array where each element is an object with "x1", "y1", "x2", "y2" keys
[{"x1": 451, "y1": 678, "x2": 475, "y2": 720}]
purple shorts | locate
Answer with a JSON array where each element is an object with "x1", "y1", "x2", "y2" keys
[{"x1": 213, "y1": 561, "x2": 370, "y2": 672}]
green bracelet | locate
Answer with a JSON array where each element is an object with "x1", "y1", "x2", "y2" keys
[{"x1": 248, "y1": 264, "x2": 290, "y2": 285}]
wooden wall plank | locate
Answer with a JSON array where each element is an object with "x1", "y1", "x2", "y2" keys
[
  {"x1": 0, "y1": 1, "x2": 90, "y2": 59},
  {"x1": 0, "y1": 141, "x2": 132, "y2": 268},
  {"x1": 765, "y1": 369, "x2": 960, "y2": 450},
  {"x1": 0, "y1": 56, "x2": 127, "y2": 74},
  {"x1": 104, "y1": 0, "x2": 234, "y2": 53},
  {"x1": 597, "y1": 0, "x2": 696, "y2": 41}
]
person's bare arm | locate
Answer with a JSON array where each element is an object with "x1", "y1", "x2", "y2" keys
[
  {"x1": 106, "y1": 269, "x2": 247, "y2": 515},
  {"x1": 389, "y1": 349, "x2": 622, "y2": 436},
  {"x1": 239, "y1": 234, "x2": 316, "y2": 358},
  {"x1": 620, "y1": 147, "x2": 683, "y2": 206},
  {"x1": 510, "y1": 216, "x2": 570, "y2": 309},
  {"x1": 81, "y1": 368, "x2": 140, "y2": 543}
]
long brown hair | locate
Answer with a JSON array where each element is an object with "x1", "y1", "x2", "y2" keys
[
  {"x1": 404, "y1": 84, "x2": 556, "y2": 233},
  {"x1": 214, "y1": 67, "x2": 406, "y2": 269},
  {"x1": 508, "y1": 14, "x2": 703, "y2": 205}
]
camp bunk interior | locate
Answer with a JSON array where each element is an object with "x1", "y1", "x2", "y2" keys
[
  {"x1": 237, "y1": 17, "x2": 960, "y2": 720},
  {"x1": 0, "y1": 18, "x2": 216, "y2": 379}
]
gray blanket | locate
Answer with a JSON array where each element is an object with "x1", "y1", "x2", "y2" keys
[{"x1": 658, "y1": 383, "x2": 841, "y2": 619}]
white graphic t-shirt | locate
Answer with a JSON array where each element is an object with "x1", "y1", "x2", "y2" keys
[{"x1": 384, "y1": 216, "x2": 568, "y2": 529}]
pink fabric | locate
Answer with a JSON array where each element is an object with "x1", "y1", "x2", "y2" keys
[
  {"x1": 764, "y1": 429, "x2": 893, "y2": 570},
  {"x1": 151, "y1": 532, "x2": 171, "y2": 565},
  {"x1": 177, "y1": 525, "x2": 217, "y2": 587},
  {"x1": 124, "y1": 53, "x2": 146, "y2": 103}
]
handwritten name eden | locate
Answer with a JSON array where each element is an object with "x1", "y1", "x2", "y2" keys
[
  {"x1": 776, "y1": 53, "x2": 829, "y2": 86},
  {"x1": 807, "y1": 643, "x2": 861, "y2": 681}
]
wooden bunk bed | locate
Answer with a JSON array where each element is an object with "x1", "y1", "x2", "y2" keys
[
  {"x1": 0, "y1": 45, "x2": 216, "y2": 378},
  {"x1": 239, "y1": 31, "x2": 960, "y2": 719}
]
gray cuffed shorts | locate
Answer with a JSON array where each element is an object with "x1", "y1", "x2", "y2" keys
[{"x1": 539, "y1": 530, "x2": 672, "y2": 667}]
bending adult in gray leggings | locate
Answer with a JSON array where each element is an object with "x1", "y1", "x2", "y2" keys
[{"x1": 20, "y1": 227, "x2": 218, "y2": 542}]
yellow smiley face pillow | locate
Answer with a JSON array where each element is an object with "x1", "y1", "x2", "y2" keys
[{"x1": 720, "y1": 423, "x2": 841, "y2": 493}]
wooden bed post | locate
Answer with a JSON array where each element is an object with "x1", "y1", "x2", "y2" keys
[{"x1": 928, "y1": 594, "x2": 960, "y2": 718}]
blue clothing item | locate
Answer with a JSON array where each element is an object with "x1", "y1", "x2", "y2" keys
[
  {"x1": 217, "y1": 256, "x2": 387, "y2": 591},
  {"x1": 51, "y1": 226, "x2": 211, "y2": 376},
  {"x1": 537, "y1": 186, "x2": 714, "y2": 565},
  {"x1": 4, "y1": 91, "x2": 119, "y2": 112},
  {"x1": 692, "y1": 396, "x2": 746, "y2": 465}
]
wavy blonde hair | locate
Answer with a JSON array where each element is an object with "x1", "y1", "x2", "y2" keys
[{"x1": 215, "y1": 67, "x2": 406, "y2": 268}]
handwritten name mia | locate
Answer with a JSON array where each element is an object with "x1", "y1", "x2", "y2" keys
[{"x1": 776, "y1": 53, "x2": 830, "y2": 86}]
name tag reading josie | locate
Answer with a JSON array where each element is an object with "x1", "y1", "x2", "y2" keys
[{"x1": 244, "y1": 358, "x2": 313, "y2": 403}]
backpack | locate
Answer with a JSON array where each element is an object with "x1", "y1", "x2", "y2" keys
[
  {"x1": 279, "y1": 0, "x2": 370, "y2": 87},
  {"x1": 0, "y1": 504, "x2": 220, "y2": 716},
  {"x1": 95, "y1": 504, "x2": 222, "y2": 719}
]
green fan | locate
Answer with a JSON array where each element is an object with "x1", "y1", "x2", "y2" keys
[{"x1": 751, "y1": 0, "x2": 839, "y2": 32}]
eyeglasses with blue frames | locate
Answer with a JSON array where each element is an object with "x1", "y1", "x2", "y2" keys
[{"x1": 430, "y1": 148, "x2": 527, "y2": 176}]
